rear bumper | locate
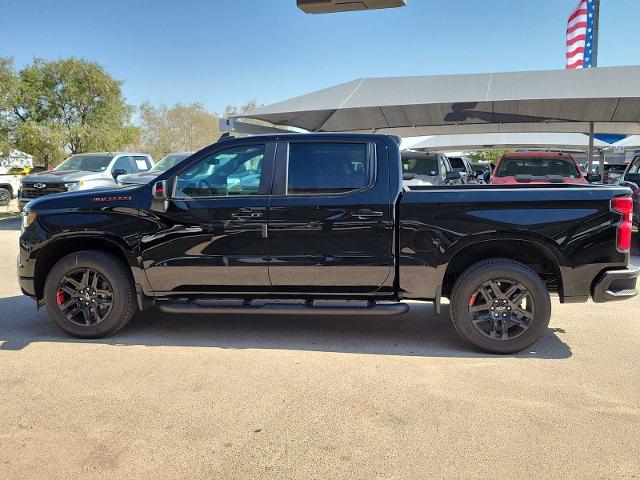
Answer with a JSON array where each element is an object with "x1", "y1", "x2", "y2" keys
[{"x1": 592, "y1": 266, "x2": 640, "y2": 303}]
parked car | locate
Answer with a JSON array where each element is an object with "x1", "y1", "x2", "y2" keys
[
  {"x1": 18, "y1": 133, "x2": 638, "y2": 354},
  {"x1": 401, "y1": 151, "x2": 462, "y2": 186},
  {"x1": 448, "y1": 156, "x2": 476, "y2": 184},
  {"x1": 490, "y1": 152, "x2": 596, "y2": 185},
  {"x1": 0, "y1": 174, "x2": 21, "y2": 206},
  {"x1": 618, "y1": 155, "x2": 640, "y2": 241},
  {"x1": 18, "y1": 152, "x2": 153, "y2": 211},
  {"x1": 473, "y1": 161, "x2": 493, "y2": 184},
  {"x1": 603, "y1": 164, "x2": 628, "y2": 184},
  {"x1": 118, "y1": 152, "x2": 193, "y2": 186}
]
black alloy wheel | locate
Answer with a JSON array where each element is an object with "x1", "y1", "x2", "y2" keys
[
  {"x1": 450, "y1": 258, "x2": 551, "y2": 354},
  {"x1": 55, "y1": 268, "x2": 114, "y2": 326},
  {"x1": 467, "y1": 279, "x2": 533, "y2": 341}
]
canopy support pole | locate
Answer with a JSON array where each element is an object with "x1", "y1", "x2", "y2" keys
[{"x1": 588, "y1": 122, "x2": 595, "y2": 172}]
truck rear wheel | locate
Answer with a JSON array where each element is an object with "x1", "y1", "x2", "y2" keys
[
  {"x1": 449, "y1": 258, "x2": 551, "y2": 354},
  {"x1": 43, "y1": 250, "x2": 137, "y2": 338}
]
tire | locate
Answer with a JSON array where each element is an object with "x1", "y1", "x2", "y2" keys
[
  {"x1": 450, "y1": 258, "x2": 551, "y2": 354},
  {"x1": 0, "y1": 188, "x2": 10, "y2": 207},
  {"x1": 43, "y1": 250, "x2": 137, "y2": 338}
]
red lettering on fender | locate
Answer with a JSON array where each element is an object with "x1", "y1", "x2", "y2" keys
[{"x1": 91, "y1": 196, "x2": 133, "y2": 202}]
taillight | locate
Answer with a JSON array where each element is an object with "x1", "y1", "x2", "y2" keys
[{"x1": 611, "y1": 196, "x2": 633, "y2": 253}]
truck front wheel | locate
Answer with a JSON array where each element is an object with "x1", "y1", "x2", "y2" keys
[
  {"x1": 43, "y1": 250, "x2": 137, "y2": 338},
  {"x1": 0, "y1": 187, "x2": 11, "y2": 206},
  {"x1": 449, "y1": 259, "x2": 551, "y2": 354}
]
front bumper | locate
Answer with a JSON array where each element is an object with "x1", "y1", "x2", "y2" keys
[
  {"x1": 592, "y1": 266, "x2": 640, "y2": 303},
  {"x1": 19, "y1": 276, "x2": 36, "y2": 297}
]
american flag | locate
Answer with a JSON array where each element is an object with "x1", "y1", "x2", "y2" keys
[{"x1": 566, "y1": 0, "x2": 596, "y2": 69}]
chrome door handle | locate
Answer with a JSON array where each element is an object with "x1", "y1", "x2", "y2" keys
[
  {"x1": 353, "y1": 209, "x2": 384, "y2": 219},
  {"x1": 231, "y1": 211, "x2": 263, "y2": 219}
]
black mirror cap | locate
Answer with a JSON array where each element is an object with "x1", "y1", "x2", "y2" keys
[
  {"x1": 403, "y1": 172, "x2": 417, "y2": 180},
  {"x1": 620, "y1": 180, "x2": 639, "y2": 191},
  {"x1": 483, "y1": 171, "x2": 491, "y2": 183},
  {"x1": 446, "y1": 171, "x2": 461, "y2": 180},
  {"x1": 586, "y1": 173, "x2": 602, "y2": 183},
  {"x1": 112, "y1": 168, "x2": 128, "y2": 178}
]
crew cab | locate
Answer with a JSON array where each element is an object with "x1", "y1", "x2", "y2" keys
[
  {"x1": 490, "y1": 152, "x2": 596, "y2": 185},
  {"x1": 18, "y1": 134, "x2": 638, "y2": 353},
  {"x1": 18, "y1": 152, "x2": 153, "y2": 211}
]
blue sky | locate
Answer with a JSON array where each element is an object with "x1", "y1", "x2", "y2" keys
[{"x1": 1, "y1": 0, "x2": 639, "y2": 114}]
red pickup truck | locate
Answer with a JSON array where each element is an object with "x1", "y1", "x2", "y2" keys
[{"x1": 490, "y1": 152, "x2": 596, "y2": 185}]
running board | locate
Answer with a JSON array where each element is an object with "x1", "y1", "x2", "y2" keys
[{"x1": 157, "y1": 300, "x2": 410, "y2": 316}]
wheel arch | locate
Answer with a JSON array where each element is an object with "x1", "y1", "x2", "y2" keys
[
  {"x1": 442, "y1": 237, "x2": 564, "y2": 299},
  {"x1": 34, "y1": 235, "x2": 137, "y2": 300}
]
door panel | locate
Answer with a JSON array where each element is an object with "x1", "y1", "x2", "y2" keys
[
  {"x1": 267, "y1": 140, "x2": 394, "y2": 294},
  {"x1": 140, "y1": 143, "x2": 274, "y2": 294}
]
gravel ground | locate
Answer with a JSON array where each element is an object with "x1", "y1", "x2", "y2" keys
[{"x1": 0, "y1": 216, "x2": 638, "y2": 479}]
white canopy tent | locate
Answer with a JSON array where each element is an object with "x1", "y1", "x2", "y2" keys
[
  {"x1": 402, "y1": 133, "x2": 609, "y2": 152},
  {"x1": 232, "y1": 66, "x2": 640, "y2": 136},
  {"x1": 613, "y1": 135, "x2": 640, "y2": 149}
]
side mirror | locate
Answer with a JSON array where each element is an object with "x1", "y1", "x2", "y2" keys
[
  {"x1": 483, "y1": 171, "x2": 491, "y2": 183},
  {"x1": 151, "y1": 180, "x2": 169, "y2": 213},
  {"x1": 112, "y1": 168, "x2": 127, "y2": 179},
  {"x1": 403, "y1": 172, "x2": 417, "y2": 181},
  {"x1": 153, "y1": 180, "x2": 168, "y2": 200},
  {"x1": 620, "y1": 181, "x2": 639, "y2": 191},
  {"x1": 586, "y1": 173, "x2": 601, "y2": 183},
  {"x1": 445, "y1": 171, "x2": 461, "y2": 181}
]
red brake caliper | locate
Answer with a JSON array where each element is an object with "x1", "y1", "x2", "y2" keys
[
  {"x1": 56, "y1": 289, "x2": 65, "y2": 305},
  {"x1": 469, "y1": 292, "x2": 478, "y2": 306}
]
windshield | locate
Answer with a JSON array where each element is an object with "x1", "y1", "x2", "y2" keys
[
  {"x1": 151, "y1": 153, "x2": 191, "y2": 172},
  {"x1": 54, "y1": 154, "x2": 114, "y2": 172},
  {"x1": 402, "y1": 156, "x2": 438, "y2": 176},
  {"x1": 497, "y1": 157, "x2": 580, "y2": 178}
]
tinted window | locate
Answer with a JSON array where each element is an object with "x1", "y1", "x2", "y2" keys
[
  {"x1": 402, "y1": 155, "x2": 438, "y2": 176},
  {"x1": 287, "y1": 143, "x2": 369, "y2": 194},
  {"x1": 448, "y1": 157, "x2": 465, "y2": 170},
  {"x1": 628, "y1": 157, "x2": 640, "y2": 174},
  {"x1": 113, "y1": 156, "x2": 133, "y2": 174},
  {"x1": 174, "y1": 145, "x2": 264, "y2": 198},
  {"x1": 54, "y1": 154, "x2": 114, "y2": 172},
  {"x1": 497, "y1": 157, "x2": 580, "y2": 178}
]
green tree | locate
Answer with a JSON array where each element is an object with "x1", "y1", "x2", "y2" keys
[
  {"x1": 468, "y1": 149, "x2": 514, "y2": 165},
  {"x1": 138, "y1": 102, "x2": 221, "y2": 160},
  {"x1": 15, "y1": 121, "x2": 65, "y2": 167},
  {"x1": 10, "y1": 57, "x2": 138, "y2": 165},
  {"x1": 0, "y1": 58, "x2": 17, "y2": 155}
]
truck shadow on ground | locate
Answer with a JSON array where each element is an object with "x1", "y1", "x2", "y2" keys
[
  {"x1": 0, "y1": 295, "x2": 571, "y2": 359},
  {"x1": 0, "y1": 217, "x2": 20, "y2": 230}
]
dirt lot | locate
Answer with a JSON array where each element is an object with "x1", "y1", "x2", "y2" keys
[{"x1": 0, "y1": 211, "x2": 639, "y2": 479}]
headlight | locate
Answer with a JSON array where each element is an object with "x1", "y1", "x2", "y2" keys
[{"x1": 21, "y1": 210, "x2": 36, "y2": 229}]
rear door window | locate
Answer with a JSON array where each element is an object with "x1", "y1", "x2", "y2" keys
[
  {"x1": 287, "y1": 142, "x2": 370, "y2": 194},
  {"x1": 133, "y1": 156, "x2": 152, "y2": 172}
]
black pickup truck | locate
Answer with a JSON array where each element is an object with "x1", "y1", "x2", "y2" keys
[{"x1": 17, "y1": 133, "x2": 639, "y2": 353}]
